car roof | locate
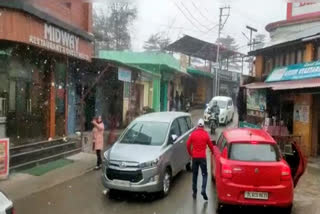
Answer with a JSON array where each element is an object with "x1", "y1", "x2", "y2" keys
[
  {"x1": 212, "y1": 96, "x2": 232, "y2": 101},
  {"x1": 135, "y1": 112, "x2": 190, "y2": 123},
  {"x1": 223, "y1": 128, "x2": 276, "y2": 144}
]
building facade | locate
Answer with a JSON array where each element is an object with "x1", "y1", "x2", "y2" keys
[
  {"x1": 245, "y1": 3, "x2": 320, "y2": 157},
  {"x1": 0, "y1": 0, "x2": 93, "y2": 145}
]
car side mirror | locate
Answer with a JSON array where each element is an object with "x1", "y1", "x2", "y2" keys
[
  {"x1": 169, "y1": 134, "x2": 178, "y2": 144},
  {"x1": 212, "y1": 140, "x2": 216, "y2": 146}
]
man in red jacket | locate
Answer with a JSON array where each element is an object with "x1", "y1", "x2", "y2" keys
[{"x1": 187, "y1": 118, "x2": 214, "y2": 200}]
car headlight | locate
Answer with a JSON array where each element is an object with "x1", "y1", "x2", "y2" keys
[
  {"x1": 103, "y1": 151, "x2": 109, "y2": 163},
  {"x1": 140, "y1": 159, "x2": 159, "y2": 169}
]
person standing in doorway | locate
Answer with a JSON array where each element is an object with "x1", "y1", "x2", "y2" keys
[
  {"x1": 92, "y1": 116, "x2": 105, "y2": 170},
  {"x1": 187, "y1": 119, "x2": 214, "y2": 200}
]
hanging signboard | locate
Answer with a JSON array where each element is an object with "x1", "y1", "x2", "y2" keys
[
  {"x1": 266, "y1": 61, "x2": 320, "y2": 82},
  {"x1": 246, "y1": 89, "x2": 267, "y2": 112},
  {"x1": 0, "y1": 138, "x2": 9, "y2": 180},
  {"x1": 118, "y1": 67, "x2": 132, "y2": 82},
  {"x1": 287, "y1": 2, "x2": 320, "y2": 20}
]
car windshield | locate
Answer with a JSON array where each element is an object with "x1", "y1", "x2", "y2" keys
[
  {"x1": 120, "y1": 121, "x2": 169, "y2": 146},
  {"x1": 229, "y1": 143, "x2": 280, "y2": 162},
  {"x1": 210, "y1": 100, "x2": 227, "y2": 109}
]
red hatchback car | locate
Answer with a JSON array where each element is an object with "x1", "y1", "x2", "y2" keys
[{"x1": 211, "y1": 128, "x2": 306, "y2": 213}]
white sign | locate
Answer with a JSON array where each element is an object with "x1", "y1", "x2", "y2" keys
[
  {"x1": 294, "y1": 104, "x2": 309, "y2": 123},
  {"x1": 292, "y1": 2, "x2": 320, "y2": 17},
  {"x1": 0, "y1": 138, "x2": 9, "y2": 180},
  {"x1": 29, "y1": 24, "x2": 90, "y2": 61},
  {"x1": 118, "y1": 67, "x2": 132, "y2": 82}
]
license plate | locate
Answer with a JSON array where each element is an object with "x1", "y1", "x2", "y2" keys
[
  {"x1": 244, "y1": 191, "x2": 268, "y2": 200},
  {"x1": 113, "y1": 180, "x2": 130, "y2": 187}
]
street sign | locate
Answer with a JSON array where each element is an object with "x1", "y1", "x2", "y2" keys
[
  {"x1": 0, "y1": 138, "x2": 9, "y2": 180},
  {"x1": 118, "y1": 67, "x2": 132, "y2": 82}
]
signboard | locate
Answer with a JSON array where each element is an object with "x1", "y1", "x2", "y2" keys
[
  {"x1": 266, "y1": 61, "x2": 320, "y2": 82},
  {"x1": 118, "y1": 67, "x2": 132, "y2": 82},
  {"x1": 294, "y1": 104, "x2": 309, "y2": 123},
  {"x1": 29, "y1": 24, "x2": 90, "y2": 61},
  {"x1": 246, "y1": 89, "x2": 267, "y2": 112},
  {"x1": 0, "y1": 138, "x2": 9, "y2": 180},
  {"x1": 287, "y1": 2, "x2": 320, "y2": 20}
]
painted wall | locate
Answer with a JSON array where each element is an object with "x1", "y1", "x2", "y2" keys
[{"x1": 293, "y1": 94, "x2": 313, "y2": 157}]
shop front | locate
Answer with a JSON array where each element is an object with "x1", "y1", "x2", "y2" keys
[
  {"x1": 0, "y1": 8, "x2": 93, "y2": 145},
  {"x1": 244, "y1": 61, "x2": 320, "y2": 157}
]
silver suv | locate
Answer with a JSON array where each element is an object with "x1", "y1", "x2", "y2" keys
[{"x1": 101, "y1": 112, "x2": 194, "y2": 196}]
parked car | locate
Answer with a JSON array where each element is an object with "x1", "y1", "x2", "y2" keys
[
  {"x1": 101, "y1": 112, "x2": 194, "y2": 196},
  {"x1": 0, "y1": 191, "x2": 14, "y2": 214},
  {"x1": 204, "y1": 96, "x2": 234, "y2": 126},
  {"x1": 211, "y1": 128, "x2": 306, "y2": 214}
]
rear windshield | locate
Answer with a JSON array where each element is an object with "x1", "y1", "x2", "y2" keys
[{"x1": 229, "y1": 143, "x2": 280, "y2": 162}]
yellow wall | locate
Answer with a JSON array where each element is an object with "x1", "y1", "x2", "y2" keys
[
  {"x1": 293, "y1": 94, "x2": 313, "y2": 157},
  {"x1": 255, "y1": 55, "x2": 264, "y2": 80}
]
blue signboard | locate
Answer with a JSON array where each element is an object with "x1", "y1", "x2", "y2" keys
[{"x1": 266, "y1": 61, "x2": 320, "y2": 82}]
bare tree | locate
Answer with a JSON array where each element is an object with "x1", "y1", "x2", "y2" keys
[
  {"x1": 93, "y1": 2, "x2": 137, "y2": 53},
  {"x1": 143, "y1": 32, "x2": 171, "y2": 52}
]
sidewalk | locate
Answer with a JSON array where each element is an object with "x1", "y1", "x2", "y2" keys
[
  {"x1": 294, "y1": 163, "x2": 320, "y2": 214},
  {"x1": 0, "y1": 152, "x2": 96, "y2": 201}
]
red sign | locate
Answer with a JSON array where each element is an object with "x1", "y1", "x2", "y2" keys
[
  {"x1": 0, "y1": 138, "x2": 9, "y2": 179},
  {"x1": 287, "y1": 2, "x2": 320, "y2": 20}
]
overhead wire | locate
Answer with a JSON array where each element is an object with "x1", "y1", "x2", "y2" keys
[{"x1": 191, "y1": 1, "x2": 217, "y2": 26}]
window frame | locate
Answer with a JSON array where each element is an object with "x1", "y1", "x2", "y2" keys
[
  {"x1": 177, "y1": 117, "x2": 189, "y2": 135},
  {"x1": 169, "y1": 119, "x2": 181, "y2": 138}
]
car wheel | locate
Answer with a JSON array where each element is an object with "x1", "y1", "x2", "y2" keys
[
  {"x1": 215, "y1": 195, "x2": 224, "y2": 213},
  {"x1": 161, "y1": 169, "x2": 172, "y2": 197},
  {"x1": 281, "y1": 204, "x2": 293, "y2": 214},
  {"x1": 186, "y1": 160, "x2": 192, "y2": 172}
]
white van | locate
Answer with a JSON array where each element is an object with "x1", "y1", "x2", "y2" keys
[{"x1": 204, "y1": 96, "x2": 234, "y2": 125}]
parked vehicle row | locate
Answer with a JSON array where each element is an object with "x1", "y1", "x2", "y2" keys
[{"x1": 101, "y1": 110, "x2": 306, "y2": 214}]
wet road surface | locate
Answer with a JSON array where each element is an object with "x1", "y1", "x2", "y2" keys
[{"x1": 13, "y1": 111, "x2": 318, "y2": 214}]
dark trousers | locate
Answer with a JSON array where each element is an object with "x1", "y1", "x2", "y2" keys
[
  {"x1": 192, "y1": 158, "x2": 208, "y2": 194},
  {"x1": 96, "y1": 150, "x2": 102, "y2": 166}
]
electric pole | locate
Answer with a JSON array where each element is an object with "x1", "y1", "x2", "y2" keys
[
  {"x1": 245, "y1": 25, "x2": 258, "y2": 76},
  {"x1": 246, "y1": 25, "x2": 258, "y2": 52},
  {"x1": 215, "y1": 6, "x2": 230, "y2": 97}
]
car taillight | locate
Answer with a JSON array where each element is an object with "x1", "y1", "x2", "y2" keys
[
  {"x1": 221, "y1": 164, "x2": 232, "y2": 179},
  {"x1": 281, "y1": 165, "x2": 291, "y2": 181}
]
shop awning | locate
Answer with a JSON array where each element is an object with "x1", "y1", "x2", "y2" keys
[
  {"x1": 187, "y1": 67, "x2": 214, "y2": 78},
  {"x1": 244, "y1": 78, "x2": 320, "y2": 90},
  {"x1": 98, "y1": 51, "x2": 187, "y2": 76}
]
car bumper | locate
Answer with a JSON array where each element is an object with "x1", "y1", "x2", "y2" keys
[
  {"x1": 217, "y1": 179, "x2": 293, "y2": 207},
  {"x1": 101, "y1": 165, "x2": 163, "y2": 193}
]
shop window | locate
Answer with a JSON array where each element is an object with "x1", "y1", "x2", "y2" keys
[
  {"x1": 290, "y1": 51, "x2": 296, "y2": 64},
  {"x1": 285, "y1": 53, "x2": 290, "y2": 65},
  {"x1": 297, "y1": 50, "x2": 303, "y2": 63},
  {"x1": 316, "y1": 46, "x2": 320, "y2": 60},
  {"x1": 279, "y1": 54, "x2": 284, "y2": 66}
]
